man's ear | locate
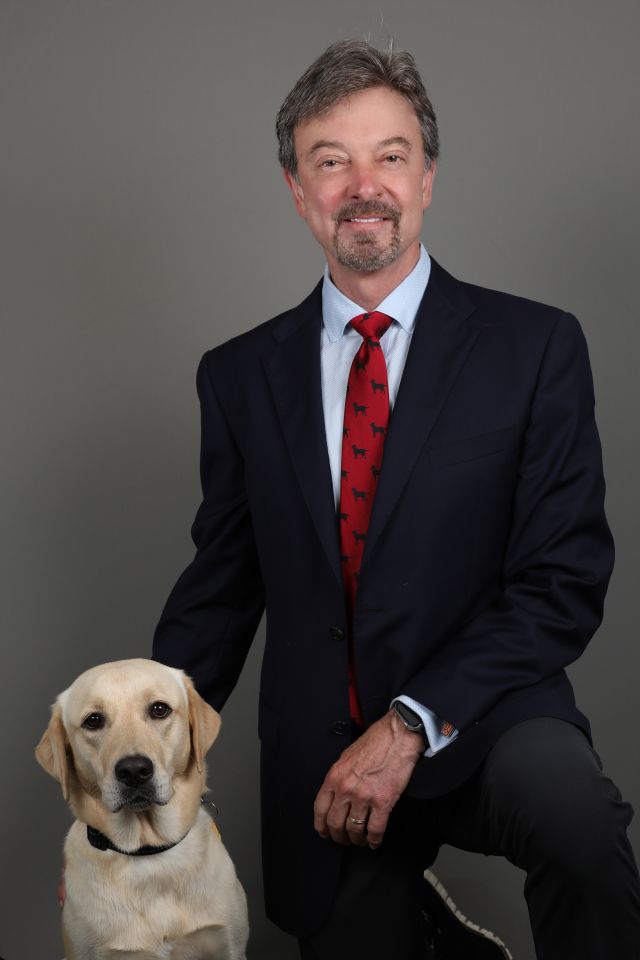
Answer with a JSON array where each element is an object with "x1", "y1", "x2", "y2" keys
[
  {"x1": 185, "y1": 676, "x2": 221, "y2": 773},
  {"x1": 421, "y1": 160, "x2": 437, "y2": 211},
  {"x1": 282, "y1": 168, "x2": 307, "y2": 219},
  {"x1": 35, "y1": 702, "x2": 71, "y2": 801}
]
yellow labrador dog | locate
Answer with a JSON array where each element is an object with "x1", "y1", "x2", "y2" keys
[{"x1": 36, "y1": 659, "x2": 249, "y2": 960}]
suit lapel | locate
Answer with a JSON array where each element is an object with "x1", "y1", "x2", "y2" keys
[
  {"x1": 262, "y1": 283, "x2": 343, "y2": 587},
  {"x1": 362, "y1": 260, "x2": 482, "y2": 568},
  {"x1": 261, "y1": 262, "x2": 483, "y2": 587}
]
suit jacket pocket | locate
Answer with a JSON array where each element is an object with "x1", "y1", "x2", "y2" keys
[{"x1": 428, "y1": 425, "x2": 519, "y2": 467}]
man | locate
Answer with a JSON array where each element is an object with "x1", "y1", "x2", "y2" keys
[{"x1": 153, "y1": 40, "x2": 640, "y2": 958}]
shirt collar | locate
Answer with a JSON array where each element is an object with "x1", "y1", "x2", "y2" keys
[{"x1": 321, "y1": 244, "x2": 431, "y2": 343}]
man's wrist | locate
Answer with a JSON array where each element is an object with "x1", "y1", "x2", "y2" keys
[
  {"x1": 392, "y1": 699, "x2": 425, "y2": 733},
  {"x1": 388, "y1": 707, "x2": 426, "y2": 755},
  {"x1": 392, "y1": 695, "x2": 458, "y2": 757}
]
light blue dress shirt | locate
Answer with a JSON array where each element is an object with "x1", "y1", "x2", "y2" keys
[{"x1": 320, "y1": 244, "x2": 458, "y2": 757}]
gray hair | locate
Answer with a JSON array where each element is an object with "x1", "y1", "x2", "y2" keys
[{"x1": 276, "y1": 39, "x2": 439, "y2": 177}]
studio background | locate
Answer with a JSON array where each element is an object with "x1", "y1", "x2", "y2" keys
[{"x1": 2, "y1": 2, "x2": 638, "y2": 958}]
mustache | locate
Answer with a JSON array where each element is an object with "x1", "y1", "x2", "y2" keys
[{"x1": 333, "y1": 200, "x2": 400, "y2": 226}]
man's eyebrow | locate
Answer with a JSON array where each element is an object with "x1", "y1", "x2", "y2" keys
[
  {"x1": 305, "y1": 136, "x2": 414, "y2": 160},
  {"x1": 306, "y1": 139, "x2": 346, "y2": 159},
  {"x1": 378, "y1": 137, "x2": 413, "y2": 151}
]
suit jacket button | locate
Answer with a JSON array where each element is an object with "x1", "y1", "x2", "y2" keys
[
  {"x1": 329, "y1": 626, "x2": 345, "y2": 641},
  {"x1": 331, "y1": 720, "x2": 348, "y2": 735}
]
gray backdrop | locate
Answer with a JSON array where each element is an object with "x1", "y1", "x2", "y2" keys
[{"x1": 2, "y1": 2, "x2": 638, "y2": 958}]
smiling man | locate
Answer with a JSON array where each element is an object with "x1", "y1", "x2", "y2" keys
[{"x1": 153, "y1": 40, "x2": 640, "y2": 959}]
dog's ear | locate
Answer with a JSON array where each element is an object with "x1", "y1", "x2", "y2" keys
[
  {"x1": 35, "y1": 702, "x2": 71, "y2": 801},
  {"x1": 185, "y1": 677, "x2": 221, "y2": 773}
]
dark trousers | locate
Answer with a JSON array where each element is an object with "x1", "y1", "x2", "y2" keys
[{"x1": 299, "y1": 719, "x2": 640, "y2": 960}]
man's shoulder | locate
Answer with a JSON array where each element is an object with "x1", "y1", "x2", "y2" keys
[
  {"x1": 203, "y1": 279, "x2": 323, "y2": 370},
  {"x1": 432, "y1": 258, "x2": 574, "y2": 330}
]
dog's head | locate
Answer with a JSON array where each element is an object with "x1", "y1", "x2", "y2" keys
[{"x1": 35, "y1": 659, "x2": 220, "y2": 820}]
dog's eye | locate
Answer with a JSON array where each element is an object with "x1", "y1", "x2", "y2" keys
[
  {"x1": 150, "y1": 701, "x2": 172, "y2": 720},
  {"x1": 82, "y1": 712, "x2": 105, "y2": 730}
]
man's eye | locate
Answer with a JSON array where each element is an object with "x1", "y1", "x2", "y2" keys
[
  {"x1": 321, "y1": 159, "x2": 339, "y2": 168},
  {"x1": 82, "y1": 713, "x2": 105, "y2": 730},
  {"x1": 385, "y1": 154, "x2": 401, "y2": 163},
  {"x1": 150, "y1": 701, "x2": 172, "y2": 720}
]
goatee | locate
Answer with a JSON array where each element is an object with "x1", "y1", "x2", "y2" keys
[{"x1": 332, "y1": 200, "x2": 401, "y2": 273}]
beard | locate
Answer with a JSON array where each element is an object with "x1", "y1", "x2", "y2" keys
[{"x1": 331, "y1": 200, "x2": 402, "y2": 272}]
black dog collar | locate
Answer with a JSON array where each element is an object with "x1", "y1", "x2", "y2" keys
[
  {"x1": 86, "y1": 824, "x2": 189, "y2": 856},
  {"x1": 85, "y1": 796, "x2": 218, "y2": 856}
]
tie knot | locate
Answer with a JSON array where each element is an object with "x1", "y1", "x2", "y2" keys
[{"x1": 350, "y1": 311, "x2": 393, "y2": 342}]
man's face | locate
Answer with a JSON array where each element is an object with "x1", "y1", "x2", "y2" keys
[{"x1": 284, "y1": 86, "x2": 435, "y2": 277}]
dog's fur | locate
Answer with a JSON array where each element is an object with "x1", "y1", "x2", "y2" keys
[{"x1": 36, "y1": 659, "x2": 249, "y2": 959}]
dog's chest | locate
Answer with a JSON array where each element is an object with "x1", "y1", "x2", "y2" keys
[{"x1": 63, "y1": 817, "x2": 234, "y2": 953}]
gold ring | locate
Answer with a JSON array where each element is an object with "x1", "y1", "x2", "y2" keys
[{"x1": 349, "y1": 816, "x2": 367, "y2": 825}]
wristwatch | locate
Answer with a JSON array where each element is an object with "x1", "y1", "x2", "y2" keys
[{"x1": 391, "y1": 699, "x2": 425, "y2": 735}]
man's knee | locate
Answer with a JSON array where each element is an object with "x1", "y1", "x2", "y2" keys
[
  {"x1": 529, "y1": 775, "x2": 632, "y2": 880},
  {"x1": 482, "y1": 718, "x2": 634, "y2": 877}
]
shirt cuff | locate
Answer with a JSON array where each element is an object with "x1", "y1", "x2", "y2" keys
[{"x1": 392, "y1": 695, "x2": 459, "y2": 758}]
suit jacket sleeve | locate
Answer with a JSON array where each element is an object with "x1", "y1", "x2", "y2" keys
[
  {"x1": 152, "y1": 352, "x2": 265, "y2": 709},
  {"x1": 403, "y1": 312, "x2": 615, "y2": 731}
]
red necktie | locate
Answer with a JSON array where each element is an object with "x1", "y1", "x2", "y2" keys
[{"x1": 339, "y1": 311, "x2": 393, "y2": 725}]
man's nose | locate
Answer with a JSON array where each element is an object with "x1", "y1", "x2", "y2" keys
[{"x1": 347, "y1": 161, "x2": 382, "y2": 200}]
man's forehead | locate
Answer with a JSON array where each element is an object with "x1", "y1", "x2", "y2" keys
[{"x1": 294, "y1": 87, "x2": 421, "y2": 141}]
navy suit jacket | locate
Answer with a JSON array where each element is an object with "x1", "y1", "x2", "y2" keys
[{"x1": 153, "y1": 258, "x2": 614, "y2": 936}]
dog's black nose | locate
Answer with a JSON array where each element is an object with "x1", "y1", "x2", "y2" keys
[{"x1": 115, "y1": 754, "x2": 154, "y2": 787}]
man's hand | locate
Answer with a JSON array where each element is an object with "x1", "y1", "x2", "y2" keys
[{"x1": 314, "y1": 709, "x2": 424, "y2": 849}]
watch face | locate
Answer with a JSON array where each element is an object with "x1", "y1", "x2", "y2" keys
[{"x1": 394, "y1": 701, "x2": 423, "y2": 731}]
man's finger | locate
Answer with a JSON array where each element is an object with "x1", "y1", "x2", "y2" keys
[
  {"x1": 313, "y1": 786, "x2": 335, "y2": 837},
  {"x1": 345, "y1": 809, "x2": 370, "y2": 846},
  {"x1": 366, "y1": 806, "x2": 391, "y2": 849},
  {"x1": 325, "y1": 798, "x2": 354, "y2": 845}
]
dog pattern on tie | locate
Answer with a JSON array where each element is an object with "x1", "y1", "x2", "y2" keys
[{"x1": 339, "y1": 311, "x2": 393, "y2": 723}]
